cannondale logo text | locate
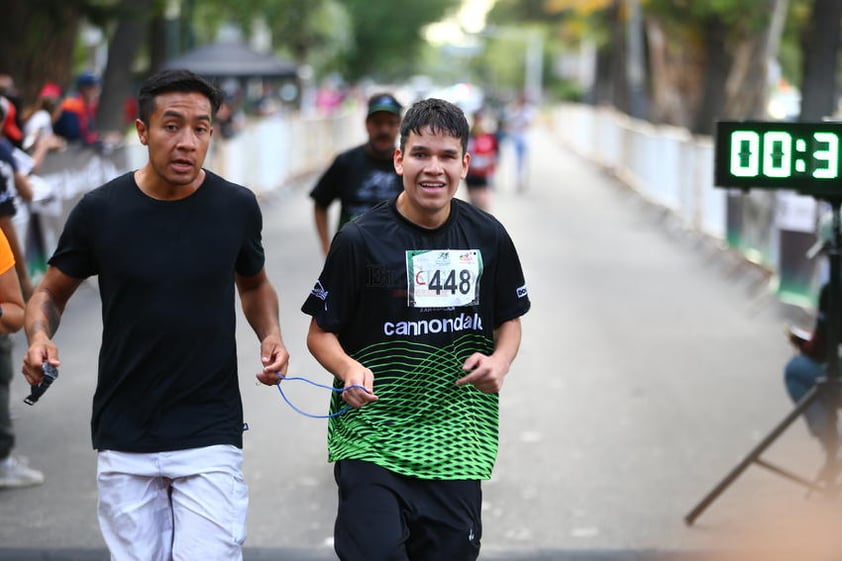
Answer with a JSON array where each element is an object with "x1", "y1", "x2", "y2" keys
[{"x1": 383, "y1": 312, "x2": 483, "y2": 336}]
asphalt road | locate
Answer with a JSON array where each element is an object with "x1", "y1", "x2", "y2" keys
[{"x1": 2, "y1": 120, "x2": 839, "y2": 561}]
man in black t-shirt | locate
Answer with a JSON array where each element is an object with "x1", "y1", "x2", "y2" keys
[
  {"x1": 20, "y1": 69, "x2": 290, "y2": 561},
  {"x1": 302, "y1": 98, "x2": 530, "y2": 561},
  {"x1": 309, "y1": 92, "x2": 403, "y2": 256}
]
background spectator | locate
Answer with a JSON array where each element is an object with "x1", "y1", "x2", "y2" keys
[
  {"x1": 0, "y1": 75, "x2": 24, "y2": 150},
  {"x1": 53, "y1": 71, "x2": 100, "y2": 145},
  {"x1": 0, "y1": 96, "x2": 36, "y2": 299},
  {"x1": 465, "y1": 109, "x2": 500, "y2": 211},
  {"x1": 22, "y1": 82, "x2": 64, "y2": 153}
]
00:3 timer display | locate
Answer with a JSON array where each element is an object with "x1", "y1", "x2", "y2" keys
[{"x1": 714, "y1": 121, "x2": 842, "y2": 192}]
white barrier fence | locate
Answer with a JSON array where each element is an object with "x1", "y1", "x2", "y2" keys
[
  {"x1": 551, "y1": 103, "x2": 727, "y2": 241},
  {"x1": 551, "y1": 102, "x2": 821, "y2": 308}
]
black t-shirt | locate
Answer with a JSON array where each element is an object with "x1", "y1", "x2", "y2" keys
[
  {"x1": 50, "y1": 170, "x2": 265, "y2": 452},
  {"x1": 309, "y1": 144, "x2": 402, "y2": 229},
  {"x1": 804, "y1": 282, "x2": 842, "y2": 360},
  {"x1": 301, "y1": 198, "x2": 531, "y2": 479}
]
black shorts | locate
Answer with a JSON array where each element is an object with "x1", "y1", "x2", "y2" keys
[
  {"x1": 333, "y1": 459, "x2": 482, "y2": 561},
  {"x1": 465, "y1": 174, "x2": 490, "y2": 189}
]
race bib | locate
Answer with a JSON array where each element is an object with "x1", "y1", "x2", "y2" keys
[{"x1": 406, "y1": 249, "x2": 482, "y2": 308}]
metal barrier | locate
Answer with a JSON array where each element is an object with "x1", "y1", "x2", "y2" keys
[{"x1": 551, "y1": 102, "x2": 821, "y2": 309}]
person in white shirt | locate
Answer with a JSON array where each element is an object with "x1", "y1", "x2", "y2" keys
[{"x1": 22, "y1": 83, "x2": 65, "y2": 157}]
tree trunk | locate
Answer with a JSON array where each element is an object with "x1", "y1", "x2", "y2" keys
[
  {"x1": 0, "y1": 1, "x2": 80, "y2": 103},
  {"x1": 609, "y1": 0, "x2": 629, "y2": 113},
  {"x1": 645, "y1": 15, "x2": 710, "y2": 130},
  {"x1": 148, "y1": 14, "x2": 171, "y2": 75},
  {"x1": 624, "y1": 0, "x2": 648, "y2": 119},
  {"x1": 800, "y1": 0, "x2": 842, "y2": 121},
  {"x1": 724, "y1": 34, "x2": 768, "y2": 120},
  {"x1": 586, "y1": 2, "x2": 623, "y2": 107},
  {"x1": 722, "y1": 0, "x2": 786, "y2": 122},
  {"x1": 645, "y1": 18, "x2": 690, "y2": 127},
  {"x1": 692, "y1": 15, "x2": 729, "y2": 135},
  {"x1": 587, "y1": 46, "x2": 614, "y2": 105},
  {"x1": 97, "y1": 0, "x2": 155, "y2": 135}
]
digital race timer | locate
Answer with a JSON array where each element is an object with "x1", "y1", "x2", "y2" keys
[{"x1": 714, "y1": 121, "x2": 842, "y2": 193}]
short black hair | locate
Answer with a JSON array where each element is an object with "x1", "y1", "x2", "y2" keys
[
  {"x1": 136, "y1": 69, "x2": 223, "y2": 124},
  {"x1": 399, "y1": 98, "x2": 469, "y2": 153}
]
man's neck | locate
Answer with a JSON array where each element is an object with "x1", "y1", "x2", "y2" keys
[{"x1": 364, "y1": 141, "x2": 393, "y2": 161}]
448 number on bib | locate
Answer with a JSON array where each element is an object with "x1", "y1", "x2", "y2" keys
[{"x1": 406, "y1": 249, "x2": 483, "y2": 308}]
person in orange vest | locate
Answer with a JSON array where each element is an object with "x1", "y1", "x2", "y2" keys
[{"x1": 53, "y1": 72, "x2": 100, "y2": 145}]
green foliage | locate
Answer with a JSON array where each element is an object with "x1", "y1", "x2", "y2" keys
[
  {"x1": 0, "y1": 0, "x2": 111, "y2": 98},
  {"x1": 645, "y1": 0, "x2": 819, "y2": 88},
  {"x1": 645, "y1": 0, "x2": 773, "y2": 34},
  {"x1": 778, "y1": 0, "x2": 812, "y2": 85},
  {"x1": 240, "y1": 0, "x2": 332, "y2": 60},
  {"x1": 340, "y1": 0, "x2": 461, "y2": 81},
  {"x1": 487, "y1": 0, "x2": 567, "y2": 24},
  {"x1": 190, "y1": 0, "x2": 350, "y2": 79},
  {"x1": 189, "y1": 0, "x2": 458, "y2": 81},
  {"x1": 547, "y1": 77, "x2": 583, "y2": 102},
  {"x1": 479, "y1": 33, "x2": 532, "y2": 93},
  {"x1": 301, "y1": 2, "x2": 353, "y2": 76}
]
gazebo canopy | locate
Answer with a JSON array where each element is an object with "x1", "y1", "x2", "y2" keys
[{"x1": 163, "y1": 39, "x2": 298, "y2": 80}]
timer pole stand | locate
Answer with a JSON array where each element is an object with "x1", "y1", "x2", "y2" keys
[{"x1": 684, "y1": 195, "x2": 842, "y2": 526}]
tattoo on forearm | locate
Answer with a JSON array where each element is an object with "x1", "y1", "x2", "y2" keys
[{"x1": 33, "y1": 300, "x2": 61, "y2": 337}]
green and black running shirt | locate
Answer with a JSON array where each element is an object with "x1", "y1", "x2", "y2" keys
[{"x1": 301, "y1": 197, "x2": 531, "y2": 480}]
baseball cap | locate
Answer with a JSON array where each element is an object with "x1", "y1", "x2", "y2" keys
[
  {"x1": 76, "y1": 71, "x2": 99, "y2": 88},
  {"x1": 367, "y1": 93, "x2": 402, "y2": 117},
  {"x1": 38, "y1": 82, "x2": 62, "y2": 99},
  {"x1": 0, "y1": 96, "x2": 23, "y2": 142}
]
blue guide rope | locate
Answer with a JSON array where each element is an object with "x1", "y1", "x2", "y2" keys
[{"x1": 274, "y1": 374, "x2": 367, "y2": 419}]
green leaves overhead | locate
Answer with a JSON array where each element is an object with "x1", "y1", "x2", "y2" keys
[{"x1": 340, "y1": 0, "x2": 461, "y2": 80}]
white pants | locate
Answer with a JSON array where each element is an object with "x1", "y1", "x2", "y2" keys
[{"x1": 96, "y1": 445, "x2": 248, "y2": 561}]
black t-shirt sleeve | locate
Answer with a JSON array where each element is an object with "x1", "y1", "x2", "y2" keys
[
  {"x1": 49, "y1": 192, "x2": 98, "y2": 279},
  {"x1": 309, "y1": 156, "x2": 343, "y2": 208},
  {"x1": 234, "y1": 188, "x2": 265, "y2": 277},
  {"x1": 301, "y1": 222, "x2": 362, "y2": 332},
  {"x1": 493, "y1": 226, "x2": 531, "y2": 327}
]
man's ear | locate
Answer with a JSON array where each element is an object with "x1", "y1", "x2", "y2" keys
[
  {"x1": 393, "y1": 148, "x2": 404, "y2": 176},
  {"x1": 135, "y1": 119, "x2": 148, "y2": 146}
]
